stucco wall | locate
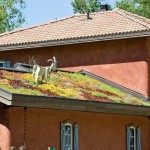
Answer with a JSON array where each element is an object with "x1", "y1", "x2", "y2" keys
[
  {"x1": 7, "y1": 107, "x2": 149, "y2": 150},
  {"x1": 146, "y1": 37, "x2": 150, "y2": 96},
  {"x1": 0, "y1": 37, "x2": 148, "y2": 96},
  {"x1": 0, "y1": 104, "x2": 11, "y2": 150}
]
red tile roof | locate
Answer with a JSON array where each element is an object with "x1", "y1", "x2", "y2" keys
[{"x1": 0, "y1": 9, "x2": 150, "y2": 49}]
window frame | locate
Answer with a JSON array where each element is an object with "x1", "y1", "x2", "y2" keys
[
  {"x1": 0, "y1": 62, "x2": 4, "y2": 68},
  {"x1": 129, "y1": 126, "x2": 136, "y2": 150},
  {"x1": 64, "y1": 122, "x2": 73, "y2": 150}
]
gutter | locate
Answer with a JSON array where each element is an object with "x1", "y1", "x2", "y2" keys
[
  {"x1": 0, "y1": 88, "x2": 12, "y2": 105},
  {"x1": 0, "y1": 31, "x2": 150, "y2": 51},
  {"x1": 0, "y1": 88, "x2": 150, "y2": 116}
]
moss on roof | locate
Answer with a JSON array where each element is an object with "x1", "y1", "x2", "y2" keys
[{"x1": 0, "y1": 70, "x2": 149, "y2": 106}]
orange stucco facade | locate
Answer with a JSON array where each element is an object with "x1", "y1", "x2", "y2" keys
[
  {"x1": 2, "y1": 107, "x2": 148, "y2": 150},
  {"x1": 0, "y1": 37, "x2": 150, "y2": 149},
  {"x1": 0, "y1": 37, "x2": 149, "y2": 96},
  {"x1": 0, "y1": 104, "x2": 11, "y2": 150}
]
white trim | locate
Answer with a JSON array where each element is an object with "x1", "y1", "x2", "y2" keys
[
  {"x1": 129, "y1": 126, "x2": 136, "y2": 150},
  {"x1": 0, "y1": 96, "x2": 12, "y2": 105}
]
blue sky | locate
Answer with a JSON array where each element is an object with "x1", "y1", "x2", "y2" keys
[{"x1": 23, "y1": 0, "x2": 116, "y2": 28}]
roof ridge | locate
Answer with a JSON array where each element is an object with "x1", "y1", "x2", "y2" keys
[
  {"x1": 0, "y1": 9, "x2": 120, "y2": 38},
  {"x1": 75, "y1": 9, "x2": 116, "y2": 17},
  {"x1": 115, "y1": 8, "x2": 150, "y2": 29},
  {"x1": 0, "y1": 14, "x2": 77, "y2": 38}
]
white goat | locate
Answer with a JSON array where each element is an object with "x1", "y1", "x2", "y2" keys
[
  {"x1": 32, "y1": 57, "x2": 57, "y2": 85},
  {"x1": 47, "y1": 56, "x2": 57, "y2": 72}
]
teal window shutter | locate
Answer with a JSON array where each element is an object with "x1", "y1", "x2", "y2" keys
[
  {"x1": 137, "y1": 127, "x2": 141, "y2": 150},
  {"x1": 61, "y1": 123, "x2": 65, "y2": 150},
  {"x1": 127, "y1": 126, "x2": 130, "y2": 150},
  {"x1": 74, "y1": 123, "x2": 79, "y2": 150}
]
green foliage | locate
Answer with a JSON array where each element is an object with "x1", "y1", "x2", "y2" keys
[
  {"x1": 59, "y1": 71, "x2": 99, "y2": 86},
  {"x1": 115, "y1": 0, "x2": 150, "y2": 19},
  {"x1": 108, "y1": 95, "x2": 130, "y2": 104},
  {"x1": 38, "y1": 84, "x2": 77, "y2": 98},
  {"x1": 0, "y1": 84, "x2": 43, "y2": 95},
  {"x1": 99, "y1": 83, "x2": 125, "y2": 96},
  {"x1": 0, "y1": 70, "x2": 150, "y2": 106},
  {"x1": 0, "y1": 0, "x2": 26, "y2": 33},
  {"x1": 71, "y1": 0, "x2": 101, "y2": 13},
  {"x1": 49, "y1": 75, "x2": 61, "y2": 83},
  {"x1": 90, "y1": 91, "x2": 108, "y2": 98}
]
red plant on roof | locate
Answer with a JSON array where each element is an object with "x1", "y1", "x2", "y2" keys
[
  {"x1": 9, "y1": 79, "x2": 23, "y2": 89},
  {"x1": 0, "y1": 71, "x2": 3, "y2": 79}
]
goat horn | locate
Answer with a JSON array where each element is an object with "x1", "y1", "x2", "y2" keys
[{"x1": 47, "y1": 59, "x2": 52, "y2": 62}]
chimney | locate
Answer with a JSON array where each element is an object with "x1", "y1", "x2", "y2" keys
[
  {"x1": 100, "y1": 4, "x2": 109, "y2": 11},
  {"x1": 87, "y1": 10, "x2": 92, "y2": 19}
]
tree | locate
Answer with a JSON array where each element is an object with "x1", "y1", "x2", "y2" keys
[
  {"x1": 0, "y1": 0, "x2": 26, "y2": 34},
  {"x1": 115, "y1": 0, "x2": 150, "y2": 19},
  {"x1": 71, "y1": 0, "x2": 101, "y2": 14}
]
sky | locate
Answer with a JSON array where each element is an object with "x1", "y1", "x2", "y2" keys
[{"x1": 23, "y1": 0, "x2": 115, "y2": 28}]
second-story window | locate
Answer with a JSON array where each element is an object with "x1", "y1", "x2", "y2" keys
[
  {"x1": 65, "y1": 123, "x2": 72, "y2": 150},
  {"x1": 61, "y1": 122, "x2": 78, "y2": 150},
  {"x1": 129, "y1": 126, "x2": 136, "y2": 150},
  {"x1": 127, "y1": 124, "x2": 141, "y2": 150}
]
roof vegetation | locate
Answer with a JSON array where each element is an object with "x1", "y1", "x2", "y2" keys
[{"x1": 0, "y1": 70, "x2": 149, "y2": 106}]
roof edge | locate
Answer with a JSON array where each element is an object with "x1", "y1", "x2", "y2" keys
[
  {"x1": 0, "y1": 88, "x2": 149, "y2": 116},
  {"x1": 9, "y1": 94, "x2": 150, "y2": 116},
  {"x1": 0, "y1": 30, "x2": 150, "y2": 51},
  {"x1": 0, "y1": 15, "x2": 77, "y2": 38},
  {"x1": 80, "y1": 70, "x2": 148, "y2": 101},
  {"x1": 115, "y1": 8, "x2": 150, "y2": 29}
]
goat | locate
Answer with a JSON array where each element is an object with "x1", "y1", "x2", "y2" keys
[
  {"x1": 47, "y1": 56, "x2": 57, "y2": 72},
  {"x1": 32, "y1": 57, "x2": 57, "y2": 85}
]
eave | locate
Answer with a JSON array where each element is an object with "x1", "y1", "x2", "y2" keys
[
  {"x1": 0, "y1": 30, "x2": 150, "y2": 51},
  {"x1": 0, "y1": 88, "x2": 150, "y2": 116}
]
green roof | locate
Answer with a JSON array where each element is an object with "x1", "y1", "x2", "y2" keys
[{"x1": 0, "y1": 69, "x2": 149, "y2": 106}]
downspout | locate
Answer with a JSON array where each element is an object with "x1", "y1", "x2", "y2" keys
[{"x1": 19, "y1": 107, "x2": 27, "y2": 150}]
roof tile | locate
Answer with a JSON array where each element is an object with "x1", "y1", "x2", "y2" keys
[{"x1": 0, "y1": 9, "x2": 150, "y2": 47}]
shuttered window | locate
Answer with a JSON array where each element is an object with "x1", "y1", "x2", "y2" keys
[
  {"x1": 65, "y1": 123, "x2": 72, "y2": 150},
  {"x1": 129, "y1": 127, "x2": 136, "y2": 150},
  {"x1": 61, "y1": 122, "x2": 78, "y2": 150},
  {"x1": 127, "y1": 125, "x2": 141, "y2": 150}
]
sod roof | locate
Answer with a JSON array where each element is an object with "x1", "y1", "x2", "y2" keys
[{"x1": 0, "y1": 69, "x2": 149, "y2": 106}]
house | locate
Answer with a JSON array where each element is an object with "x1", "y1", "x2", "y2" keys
[
  {"x1": 0, "y1": 9, "x2": 150, "y2": 97},
  {"x1": 0, "y1": 69, "x2": 149, "y2": 150},
  {"x1": 0, "y1": 8, "x2": 150, "y2": 150}
]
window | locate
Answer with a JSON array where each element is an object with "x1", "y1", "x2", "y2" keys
[
  {"x1": 0, "y1": 62, "x2": 4, "y2": 68},
  {"x1": 65, "y1": 123, "x2": 72, "y2": 150},
  {"x1": 61, "y1": 122, "x2": 78, "y2": 150},
  {"x1": 127, "y1": 125, "x2": 141, "y2": 150},
  {"x1": 129, "y1": 126, "x2": 136, "y2": 150},
  {"x1": 0, "y1": 61, "x2": 11, "y2": 68}
]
